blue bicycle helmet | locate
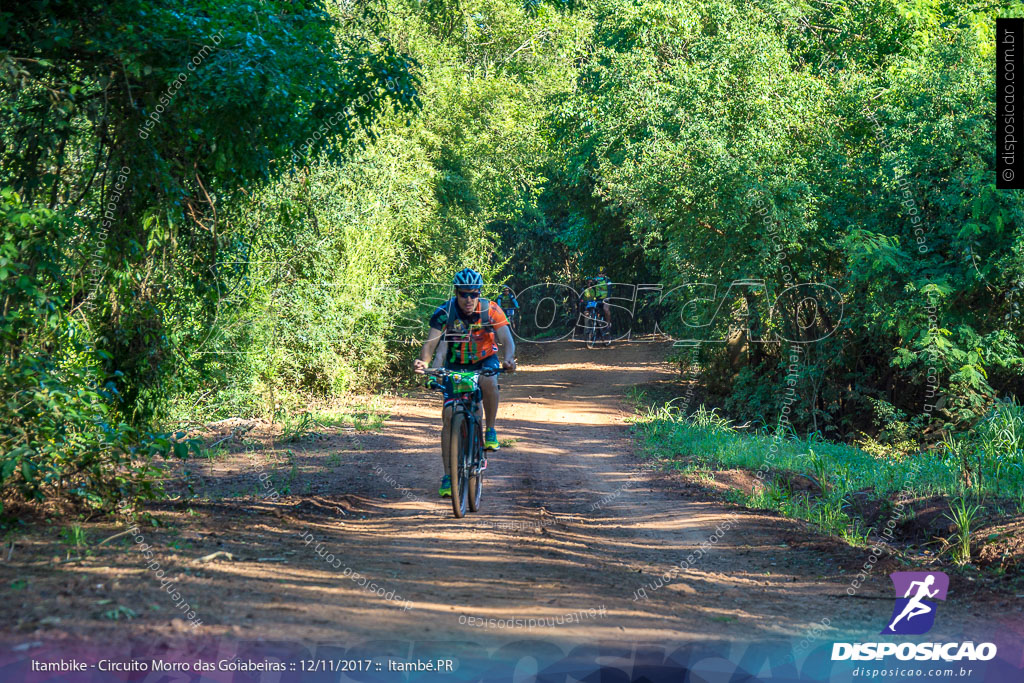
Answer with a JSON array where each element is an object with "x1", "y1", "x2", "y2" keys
[{"x1": 453, "y1": 268, "x2": 483, "y2": 288}]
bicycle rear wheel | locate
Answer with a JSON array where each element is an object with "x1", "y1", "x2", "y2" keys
[
  {"x1": 468, "y1": 420, "x2": 484, "y2": 512},
  {"x1": 448, "y1": 411, "x2": 470, "y2": 518}
]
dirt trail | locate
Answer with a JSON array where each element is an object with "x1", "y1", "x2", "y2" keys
[{"x1": 1, "y1": 341, "x2": 1016, "y2": 653}]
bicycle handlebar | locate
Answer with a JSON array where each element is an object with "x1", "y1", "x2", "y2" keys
[
  {"x1": 423, "y1": 366, "x2": 507, "y2": 379},
  {"x1": 423, "y1": 366, "x2": 510, "y2": 393}
]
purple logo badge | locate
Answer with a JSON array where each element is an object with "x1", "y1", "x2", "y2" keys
[{"x1": 882, "y1": 571, "x2": 949, "y2": 635}]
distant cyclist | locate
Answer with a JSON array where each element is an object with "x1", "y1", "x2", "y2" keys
[
  {"x1": 590, "y1": 266, "x2": 612, "y2": 337},
  {"x1": 413, "y1": 268, "x2": 516, "y2": 497},
  {"x1": 496, "y1": 286, "x2": 519, "y2": 330},
  {"x1": 579, "y1": 278, "x2": 609, "y2": 342}
]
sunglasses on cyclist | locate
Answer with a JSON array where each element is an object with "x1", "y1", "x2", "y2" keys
[{"x1": 457, "y1": 289, "x2": 481, "y2": 299}]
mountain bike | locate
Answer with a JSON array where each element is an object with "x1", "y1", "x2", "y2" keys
[
  {"x1": 424, "y1": 366, "x2": 505, "y2": 518},
  {"x1": 503, "y1": 308, "x2": 517, "y2": 333}
]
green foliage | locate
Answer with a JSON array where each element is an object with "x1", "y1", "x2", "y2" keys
[
  {"x1": 0, "y1": 191, "x2": 198, "y2": 512},
  {"x1": 318, "y1": 401, "x2": 390, "y2": 431},
  {"x1": 940, "y1": 399, "x2": 1024, "y2": 496},
  {"x1": 0, "y1": 0, "x2": 417, "y2": 515},
  {"x1": 548, "y1": 0, "x2": 1023, "y2": 439},
  {"x1": 60, "y1": 523, "x2": 87, "y2": 550},
  {"x1": 1, "y1": 0, "x2": 420, "y2": 417},
  {"x1": 634, "y1": 399, "x2": 1024, "y2": 535},
  {"x1": 975, "y1": 398, "x2": 1024, "y2": 457},
  {"x1": 857, "y1": 398, "x2": 923, "y2": 459},
  {"x1": 99, "y1": 604, "x2": 138, "y2": 621},
  {"x1": 278, "y1": 412, "x2": 322, "y2": 444},
  {"x1": 173, "y1": 0, "x2": 587, "y2": 414}
]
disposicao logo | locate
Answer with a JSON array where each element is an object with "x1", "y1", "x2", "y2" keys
[
  {"x1": 882, "y1": 571, "x2": 948, "y2": 635},
  {"x1": 831, "y1": 571, "x2": 997, "y2": 662}
]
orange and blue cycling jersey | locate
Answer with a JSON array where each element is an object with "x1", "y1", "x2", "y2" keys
[{"x1": 429, "y1": 298, "x2": 509, "y2": 365}]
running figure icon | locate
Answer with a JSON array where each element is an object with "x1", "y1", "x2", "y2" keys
[
  {"x1": 888, "y1": 575, "x2": 938, "y2": 631},
  {"x1": 882, "y1": 571, "x2": 949, "y2": 635}
]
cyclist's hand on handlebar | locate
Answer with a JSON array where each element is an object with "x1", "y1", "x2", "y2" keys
[
  {"x1": 502, "y1": 358, "x2": 517, "y2": 373},
  {"x1": 413, "y1": 359, "x2": 427, "y2": 375}
]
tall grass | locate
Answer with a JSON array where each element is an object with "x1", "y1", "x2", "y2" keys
[
  {"x1": 945, "y1": 498, "x2": 982, "y2": 565},
  {"x1": 632, "y1": 399, "x2": 1024, "y2": 534}
]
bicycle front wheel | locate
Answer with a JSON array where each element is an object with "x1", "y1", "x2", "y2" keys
[
  {"x1": 585, "y1": 317, "x2": 597, "y2": 349},
  {"x1": 448, "y1": 410, "x2": 470, "y2": 518}
]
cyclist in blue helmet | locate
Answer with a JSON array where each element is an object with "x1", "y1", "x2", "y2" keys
[{"x1": 413, "y1": 268, "x2": 517, "y2": 497}]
